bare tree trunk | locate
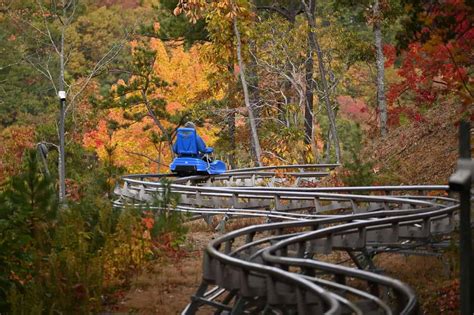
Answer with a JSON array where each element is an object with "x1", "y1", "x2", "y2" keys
[
  {"x1": 303, "y1": 0, "x2": 320, "y2": 163},
  {"x1": 58, "y1": 2, "x2": 67, "y2": 205},
  {"x1": 302, "y1": 0, "x2": 341, "y2": 163},
  {"x1": 248, "y1": 41, "x2": 261, "y2": 128},
  {"x1": 233, "y1": 16, "x2": 262, "y2": 167},
  {"x1": 248, "y1": 40, "x2": 261, "y2": 161},
  {"x1": 324, "y1": 129, "x2": 331, "y2": 163},
  {"x1": 374, "y1": 0, "x2": 387, "y2": 137},
  {"x1": 310, "y1": 119, "x2": 319, "y2": 163},
  {"x1": 304, "y1": 0, "x2": 315, "y2": 149},
  {"x1": 228, "y1": 111, "x2": 236, "y2": 169},
  {"x1": 141, "y1": 90, "x2": 174, "y2": 157},
  {"x1": 157, "y1": 141, "x2": 163, "y2": 172}
]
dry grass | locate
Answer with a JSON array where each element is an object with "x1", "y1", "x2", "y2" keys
[
  {"x1": 365, "y1": 103, "x2": 466, "y2": 185},
  {"x1": 106, "y1": 215, "x2": 276, "y2": 314},
  {"x1": 112, "y1": 255, "x2": 203, "y2": 314},
  {"x1": 186, "y1": 219, "x2": 212, "y2": 233},
  {"x1": 109, "y1": 230, "x2": 213, "y2": 315},
  {"x1": 226, "y1": 217, "x2": 266, "y2": 231}
]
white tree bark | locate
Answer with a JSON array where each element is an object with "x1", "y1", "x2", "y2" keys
[
  {"x1": 233, "y1": 16, "x2": 262, "y2": 167},
  {"x1": 374, "y1": 0, "x2": 388, "y2": 137}
]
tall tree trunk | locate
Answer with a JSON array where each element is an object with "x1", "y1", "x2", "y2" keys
[
  {"x1": 374, "y1": 0, "x2": 388, "y2": 137},
  {"x1": 228, "y1": 110, "x2": 236, "y2": 169},
  {"x1": 302, "y1": 0, "x2": 341, "y2": 163},
  {"x1": 248, "y1": 40, "x2": 261, "y2": 128},
  {"x1": 248, "y1": 40, "x2": 261, "y2": 162},
  {"x1": 141, "y1": 90, "x2": 174, "y2": 158},
  {"x1": 303, "y1": 0, "x2": 319, "y2": 163},
  {"x1": 324, "y1": 129, "x2": 331, "y2": 163},
  {"x1": 303, "y1": 0, "x2": 316, "y2": 149},
  {"x1": 310, "y1": 119, "x2": 319, "y2": 163},
  {"x1": 233, "y1": 16, "x2": 262, "y2": 167},
  {"x1": 58, "y1": 3, "x2": 66, "y2": 205}
]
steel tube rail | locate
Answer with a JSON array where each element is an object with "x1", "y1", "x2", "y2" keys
[
  {"x1": 261, "y1": 205, "x2": 458, "y2": 314},
  {"x1": 119, "y1": 180, "x2": 447, "y2": 207},
  {"x1": 225, "y1": 164, "x2": 340, "y2": 173},
  {"x1": 113, "y1": 164, "x2": 460, "y2": 314}
]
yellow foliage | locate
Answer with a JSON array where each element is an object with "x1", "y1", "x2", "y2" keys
[
  {"x1": 152, "y1": 40, "x2": 215, "y2": 109},
  {"x1": 83, "y1": 38, "x2": 220, "y2": 174},
  {"x1": 102, "y1": 210, "x2": 153, "y2": 284}
]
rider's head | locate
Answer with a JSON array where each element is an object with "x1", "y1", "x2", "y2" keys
[{"x1": 184, "y1": 121, "x2": 196, "y2": 129}]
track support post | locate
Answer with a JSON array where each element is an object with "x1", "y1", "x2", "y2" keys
[{"x1": 449, "y1": 120, "x2": 473, "y2": 315}]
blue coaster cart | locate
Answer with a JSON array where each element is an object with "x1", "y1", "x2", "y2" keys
[{"x1": 170, "y1": 128, "x2": 226, "y2": 176}]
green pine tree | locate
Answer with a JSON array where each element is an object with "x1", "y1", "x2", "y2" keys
[{"x1": 0, "y1": 150, "x2": 57, "y2": 312}]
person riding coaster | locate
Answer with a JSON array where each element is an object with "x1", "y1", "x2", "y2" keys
[{"x1": 169, "y1": 122, "x2": 227, "y2": 176}]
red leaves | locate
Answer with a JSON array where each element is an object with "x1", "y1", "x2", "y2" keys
[
  {"x1": 388, "y1": 0, "x2": 473, "y2": 108},
  {"x1": 337, "y1": 96, "x2": 375, "y2": 128},
  {"x1": 414, "y1": 112, "x2": 424, "y2": 123},
  {"x1": 0, "y1": 125, "x2": 35, "y2": 179},
  {"x1": 387, "y1": 107, "x2": 425, "y2": 127},
  {"x1": 65, "y1": 178, "x2": 81, "y2": 202},
  {"x1": 83, "y1": 120, "x2": 109, "y2": 151},
  {"x1": 383, "y1": 44, "x2": 396, "y2": 68},
  {"x1": 436, "y1": 279, "x2": 460, "y2": 314},
  {"x1": 154, "y1": 233, "x2": 188, "y2": 261},
  {"x1": 142, "y1": 211, "x2": 155, "y2": 230}
]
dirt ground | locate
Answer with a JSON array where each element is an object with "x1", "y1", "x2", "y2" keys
[
  {"x1": 110, "y1": 222, "x2": 214, "y2": 315},
  {"x1": 108, "y1": 218, "x2": 274, "y2": 314}
]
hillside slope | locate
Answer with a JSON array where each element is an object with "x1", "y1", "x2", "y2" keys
[
  {"x1": 362, "y1": 102, "x2": 470, "y2": 314},
  {"x1": 366, "y1": 103, "x2": 470, "y2": 185}
]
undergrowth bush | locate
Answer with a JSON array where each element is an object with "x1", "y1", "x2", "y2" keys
[
  {"x1": 150, "y1": 179, "x2": 188, "y2": 249},
  {"x1": 0, "y1": 150, "x2": 173, "y2": 313},
  {"x1": 340, "y1": 124, "x2": 375, "y2": 187},
  {"x1": 102, "y1": 207, "x2": 154, "y2": 286}
]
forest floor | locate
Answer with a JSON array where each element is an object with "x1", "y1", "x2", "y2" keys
[
  {"x1": 108, "y1": 103, "x2": 468, "y2": 314},
  {"x1": 107, "y1": 222, "x2": 213, "y2": 314},
  {"x1": 365, "y1": 102, "x2": 467, "y2": 185}
]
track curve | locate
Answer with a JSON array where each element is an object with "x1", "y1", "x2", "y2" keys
[{"x1": 114, "y1": 164, "x2": 459, "y2": 315}]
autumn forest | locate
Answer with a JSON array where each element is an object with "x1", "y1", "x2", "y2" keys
[{"x1": 0, "y1": 0, "x2": 472, "y2": 313}]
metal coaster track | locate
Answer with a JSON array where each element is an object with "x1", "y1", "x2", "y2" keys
[{"x1": 114, "y1": 164, "x2": 460, "y2": 315}]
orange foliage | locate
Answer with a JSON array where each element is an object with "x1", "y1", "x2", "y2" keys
[
  {"x1": 83, "y1": 38, "x2": 222, "y2": 174},
  {"x1": 83, "y1": 108, "x2": 170, "y2": 174},
  {"x1": 83, "y1": 111, "x2": 219, "y2": 174},
  {"x1": 0, "y1": 125, "x2": 35, "y2": 181},
  {"x1": 142, "y1": 211, "x2": 155, "y2": 230}
]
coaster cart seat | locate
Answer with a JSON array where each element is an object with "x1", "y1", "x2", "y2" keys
[{"x1": 170, "y1": 128, "x2": 226, "y2": 176}]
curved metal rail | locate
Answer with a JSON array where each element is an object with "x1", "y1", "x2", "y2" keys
[{"x1": 114, "y1": 164, "x2": 459, "y2": 315}]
